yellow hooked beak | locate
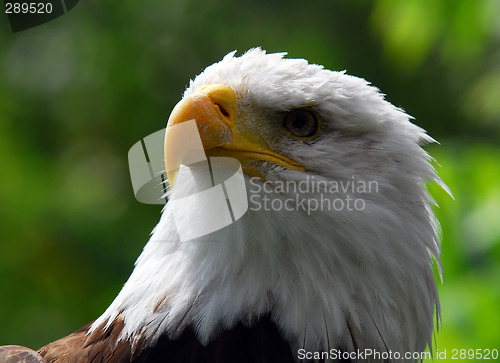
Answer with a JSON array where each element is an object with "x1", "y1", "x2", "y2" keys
[{"x1": 164, "y1": 84, "x2": 304, "y2": 187}]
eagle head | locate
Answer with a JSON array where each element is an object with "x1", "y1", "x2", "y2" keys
[{"x1": 91, "y1": 48, "x2": 445, "y2": 361}]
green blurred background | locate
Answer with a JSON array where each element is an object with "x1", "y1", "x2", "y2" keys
[{"x1": 1, "y1": 0, "x2": 499, "y2": 360}]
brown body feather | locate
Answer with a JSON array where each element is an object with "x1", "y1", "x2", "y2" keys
[
  {"x1": 31, "y1": 316, "x2": 310, "y2": 362},
  {"x1": 0, "y1": 345, "x2": 45, "y2": 362}
]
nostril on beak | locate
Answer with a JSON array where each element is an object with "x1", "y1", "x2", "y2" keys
[{"x1": 216, "y1": 103, "x2": 230, "y2": 118}]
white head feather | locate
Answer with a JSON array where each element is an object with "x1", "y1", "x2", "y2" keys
[{"x1": 91, "y1": 48, "x2": 445, "y2": 361}]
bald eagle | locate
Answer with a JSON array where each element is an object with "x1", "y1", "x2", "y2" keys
[{"x1": 0, "y1": 48, "x2": 446, "y2": 362}]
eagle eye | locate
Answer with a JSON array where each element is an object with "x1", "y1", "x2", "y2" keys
[{"x1": 282, "y1": 109, "x2": 320, "y2": 139}]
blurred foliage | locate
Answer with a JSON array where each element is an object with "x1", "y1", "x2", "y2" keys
[{"x1": 0, "y1": 0, "x2": 499, "y2": 359}]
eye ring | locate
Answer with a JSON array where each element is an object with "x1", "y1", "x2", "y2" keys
[{"x1": 282, "y1": 109, "x2": 320, "y2": 139}]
